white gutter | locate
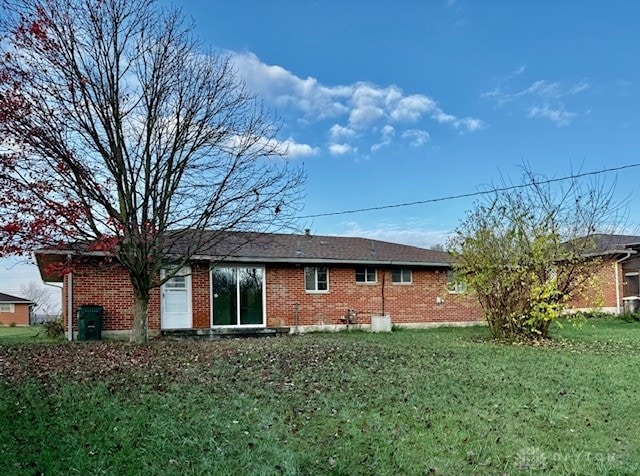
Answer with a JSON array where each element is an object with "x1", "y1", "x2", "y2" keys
[
  {"x1": 583, "y1": 249, "x2": 638, "y2": 259},
  {"x1": 34, "y1": 249, "x2": 109, "y2": 257},
  {"x1": 40, "y1": 249, "x2": 454, "y2": 268},
  {"x1": 201, "y1": 256, "x2": 453, "y2": 268},
  {"x1": 42, "y1": 282, "x2": 62, "y2": 292},
  {"x1": 615, "y1": 251, "x2": 633, "y2": 314},
  {"x1": 40, "y1": 251, "x2": 453, "y2": 268}
]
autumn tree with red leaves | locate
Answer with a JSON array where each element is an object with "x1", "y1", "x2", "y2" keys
[{"x1": 0, "y1": 0, "x2": 305, "y2": 343}]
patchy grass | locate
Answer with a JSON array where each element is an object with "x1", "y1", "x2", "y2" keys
[{"x1": 1, "y1": 320, "x2": 639, "y2": 475}]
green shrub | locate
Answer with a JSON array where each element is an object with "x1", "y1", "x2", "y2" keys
[
  {"x1": 571, "y1": 310, "x2": 616, "y2": 320},
  {"x1": 43, "y1": 319, "x2": 65, "y2": 338},
  {"x1": 9, "y1": 322, "x2": 16, "y2": 327},
  {"x1": 617, "y1": 311, "x2": 640, "y2": 323}
]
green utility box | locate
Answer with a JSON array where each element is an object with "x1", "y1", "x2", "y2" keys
[{"x1": 77, "y1": 305, "x2": 103, "y2": 341}]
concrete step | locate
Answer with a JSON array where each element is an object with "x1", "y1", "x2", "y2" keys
[{"x1": 160, "y1": 327, "x2": 290, "y2": 340}]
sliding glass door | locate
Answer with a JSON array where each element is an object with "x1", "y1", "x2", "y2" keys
[{"x1": 212, "y1": 267, "x2": 265, "y2": 326}]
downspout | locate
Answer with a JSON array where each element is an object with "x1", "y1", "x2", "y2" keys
[
  {"x1": 615, "y1": 251, "x2": 633, "y2": 314},
  {"x1": 381, "y1": 269, "x2": 386, "y2": 316},
  {"x1": 67, "y1": 269, "x2": 73, "y2": 341}
]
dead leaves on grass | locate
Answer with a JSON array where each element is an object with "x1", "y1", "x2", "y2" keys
[
  {"x1": 0, "y1": 338, "x2": 408, "y2": 396},
  {"x1": 3, "y1": 331, "x2": 633, "y2": 399},
  {"x1": 0, "y1": 341, "x2": 236, "y2": 391}
]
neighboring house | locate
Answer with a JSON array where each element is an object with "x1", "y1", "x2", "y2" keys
[
  {"x1": 35, "y1": 230, "x2": 483, "y2": 339},
  {"x1": 567, "y1": 234, "x2": 640, "y2": 314},
  {"x1": 0, "y1": 292, "x2": 34, "y2": 326}
]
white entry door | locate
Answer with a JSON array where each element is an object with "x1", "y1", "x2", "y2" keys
[{"x1": 161, "y1": 267, "x2": 192, "y2": 329}]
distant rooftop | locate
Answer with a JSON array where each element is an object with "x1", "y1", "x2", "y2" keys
[{"x1": 0, "y1": 292, "x2": 33, "y2": 304}]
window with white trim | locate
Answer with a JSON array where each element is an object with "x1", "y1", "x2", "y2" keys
[
  {"x1": 355, "y1": 266, "x2": 377, "y2": 283},
  {"x1": 392, "y1": 269, "x2": 412, "y2": 284},
  {"x1": 0, "y1": 303, "x2": 15, "y2": 313},
  {"x1": 305, "y1": 267, "x2": 329, "y2": 292},
  {"x1": 446, "y1": 270, "x2": 467, "y2": 294},
  {"x1": 164, "y1": 274, "x2": 187, "y2": 289}
]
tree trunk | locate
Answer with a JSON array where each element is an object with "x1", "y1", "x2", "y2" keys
[{"x1": 130, "y1": 291, "x2": 150, "y2": 344}]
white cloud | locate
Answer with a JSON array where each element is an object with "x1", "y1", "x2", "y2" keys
[
  {"x1": 483, "y1": 72, "x2": 588, "y2": 126},
  {"x1": 381, "y1": 124, "x2": 395, "y2": 137},
  {"x1": 230, "y1": 51, "x2": 484, "y2": 152},
  {"x1": 329, "y1": 124, "x2": 357, "y2": 140},
  {"x1": 527, "y1": 105, "x2": 576, "y2": 127},
  {"x1": 231, "y1": 52, "x2": 351, "y2": 119},
  {"x1": 280, "y1": 139, "x2": 321, "y2": 158},
  {"x1": 458, "y1": 117, "x2": 484, "y2": 132},
  {"x1": 371, "y1": 125, "x2": 396, "y2": 152},
  {"x1": 329, "y1": 143, "x2": 356, "y2": 156},
  {"x1": 485, "y1": 79, "x2": 590, "y2": 104},
  {"x1": 521, "y1": 81, "x2": 563, "y2": 100},
  {"x1": 402, "y1": 129, "x2": 430, "y2": 147},
  {"x1": 226, "y1": 134, "x2": 318, "y2": 159},
  {"x1": 567, "y1": 81, "x2": 589, "y2": 95},
  {"x1": 510, "y1": 65, "x2": 527, "y2": 77},
  {"x1": 348, "y1": 102, "x2": 385, "y2": 128},
  {"x1": 390, "y1": 95, "x2": 436, "y2": 122},
  {"x1": 431, "y1": 111, "x2": 484, "y2": 132},
  {"x1": 432, "y1": 111, "x2": 456, "y2": 124}
]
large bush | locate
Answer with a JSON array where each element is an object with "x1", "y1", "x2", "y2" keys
[{"x1": 450, "y1": 167, "x2": 622, "y2": 339}]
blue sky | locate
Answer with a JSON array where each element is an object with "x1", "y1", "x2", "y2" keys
[
  {"x1": 3, "y1": 0, "x2": 640, "y2": 300},
  {"x1": 180, "y1": 0, "x2": 640, "y2": 246}
]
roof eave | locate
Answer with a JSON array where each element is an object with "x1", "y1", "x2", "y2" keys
[
  {"x1": 583, "y1": 248, "x2": 638, "y2": 259},
  {"x1": 34, "y1": 249, "x2": 454, "y2": 278},
  {"x1": 34, "y1": 249, "x2": 109, "y2": 257},
  {"x1": 201, "y1": 255, "x2": 452, "y2": 267}
]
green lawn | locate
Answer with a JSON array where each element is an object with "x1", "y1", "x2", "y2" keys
[
  {"x1": 0, "y1": 325, "x2": 57, "y2": 344},
  {"x1": 1, "y1": 319, "x2": 639, "y2": 475}
]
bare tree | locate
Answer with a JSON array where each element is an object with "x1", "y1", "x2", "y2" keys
[
  {"x1": 18, "y1": 281, "x2": 61, "y2": 318},
  {"x1": 0, "y1": 0, "x2": 305, "y2": 342}
]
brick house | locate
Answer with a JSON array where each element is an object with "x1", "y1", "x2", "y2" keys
[
  {"x1": 35, "y1": 231, "x2": 483, "y2": 339},
  {"x1": 0, "y1": 292, "x2": 34, "y2": 326},
  {"x1": 566, "y1": 234, "x2": 640, "y2": 313}
]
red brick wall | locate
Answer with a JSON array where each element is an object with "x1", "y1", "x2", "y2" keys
[
  {"x1": 62, "y1": 261, "x2": 483, "y2": 331},
  {"x1": 566, "y1": 259, "x2": 621, "y2": 310},
  {"x1": 265, "y1": 265, "x2": 483, "y2": 327},
  {"x1": 62, "y1": 262, "x2": 212, "y2": 332},
  {"x1": 62, "y1": 261, "x2": 159, "y2": 331},
  {"x1": 0, "y1": 303, "x2": 30, "y2": 326},
  {"x1": 191, "y1": 264, "x2": 211, "y2": 328}
]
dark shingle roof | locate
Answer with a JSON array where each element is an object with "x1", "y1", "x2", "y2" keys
[
  {"x1": 584, "y1": 234, "x2": 640, "y2": 255},
  {"x1": 0, "y1": 292, "x2": 33, "y2": 304},
  {"x1": 191, "y1": 231, "x2": 453, "y2": 266},
  {"x1": 37, "y1": 230, "x2": 454, "y2": 267}
]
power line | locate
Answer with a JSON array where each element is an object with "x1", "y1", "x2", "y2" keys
[{"x1": 299, "y1": 163, "x2": 640, "y2": 219}]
